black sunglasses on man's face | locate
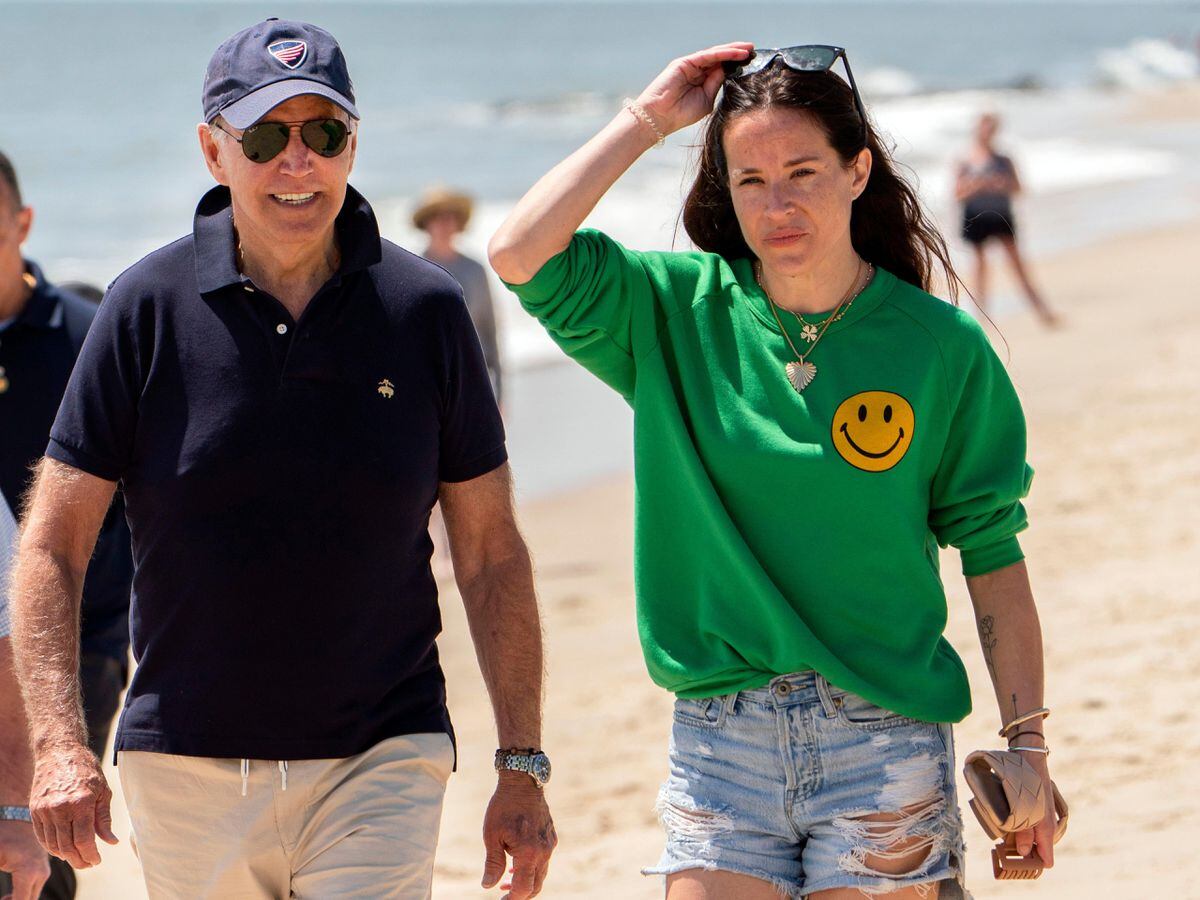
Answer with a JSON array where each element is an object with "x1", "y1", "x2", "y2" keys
[
  {"x1": 214, "y1": 118, "x2": 350, "y2": 164},
  {"x1": 723, "y1": 45, "x2": 867, "y2": 143}
]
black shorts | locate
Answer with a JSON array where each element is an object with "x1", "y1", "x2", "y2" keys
[{"x1": 961, "y1": 209, "x2": 1016, "y2": 245}]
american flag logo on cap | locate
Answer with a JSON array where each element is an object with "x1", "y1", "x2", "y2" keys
[{"x1": 268, "y1": 40, "x2": 308, "y2": 70}]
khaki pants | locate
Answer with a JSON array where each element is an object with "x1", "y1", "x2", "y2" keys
[{"x1": 118, "y1": 733, "x2": 453, "y2": 899}]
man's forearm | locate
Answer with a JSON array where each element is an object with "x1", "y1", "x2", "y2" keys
[
  {"x1": 0, "y1": 638, "x2": 35, "y2": 805},
  {"x1": 10, "y1": 547, "x2": 87, "y2": 752},
  {"x1": 459, "y1": 551, "x2": 544, "y2": 749},
  {"x1": 966, "y1": 560, "x2": 1046, "y2": 729}
]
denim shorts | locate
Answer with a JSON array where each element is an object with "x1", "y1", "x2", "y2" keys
[{"x1": 643, "y1": 671, "x2": 970, "y2": 898}]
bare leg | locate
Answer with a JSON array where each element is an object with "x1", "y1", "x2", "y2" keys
[
  {"x1": 666, "y1": 869, "x2": 788, "y2": 899},
  {"x1": 997, "y1": 236, "x2": 1059, "y2": 326},
  {"x1": 808, "y1": 803, "x2": 946, "y2": 900},
  {"x1": 809, "y1": 884, "x2": 937, "y2": 900},
  {"x1": 970, "y1": 243, "x2": 988, "y2": 314}
]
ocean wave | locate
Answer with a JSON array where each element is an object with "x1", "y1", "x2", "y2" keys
[{"x1": 1096, "y1": 38, "x2": 1200, "y2": 88}]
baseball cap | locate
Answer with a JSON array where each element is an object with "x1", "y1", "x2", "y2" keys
[{"x1": 203, "y1": 18, "x2": 359, "y2": 129}]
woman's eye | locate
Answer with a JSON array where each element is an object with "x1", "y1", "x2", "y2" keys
[
  {"x1": 792, "y1": 169, "x2": 816, "y2": 178},
  {"x1": 736, "y1": 177, "x2": 763, "y2": 186}
]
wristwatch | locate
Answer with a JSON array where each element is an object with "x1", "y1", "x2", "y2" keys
[
  {"x1": 494, "y1": 748, "x2": 552, "y2": 788},
  {"x1": 0, "y1": 806, "x2": 32, "y2": 823}
]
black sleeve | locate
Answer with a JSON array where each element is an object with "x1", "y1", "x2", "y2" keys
[
  {"x1": 46, "y1": 284, "x2": 146, "y2": 482},
  {"x1": 438, "y1": 292, "x2": 507, "y2": 483}
]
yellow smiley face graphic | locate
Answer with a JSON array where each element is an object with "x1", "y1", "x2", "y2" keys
[{"x1": 832, "y1": 391, "x2": 916, "y2": 472}]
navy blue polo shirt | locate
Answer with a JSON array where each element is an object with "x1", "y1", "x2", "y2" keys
[
  {"x1": 48, "y1": 185, "x2": 506, "y2": 761},
  {"x1": 0, "y1": 263, "x2": 132, "y2": 660}
]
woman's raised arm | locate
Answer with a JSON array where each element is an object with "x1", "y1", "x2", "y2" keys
[{"x1": 487, "y1": 43, "x2": 751, "y2": 285}]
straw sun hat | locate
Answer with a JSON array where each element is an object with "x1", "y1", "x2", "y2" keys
[{"x1": 411, "y1": 186, "x2": 474, "y2": 230}]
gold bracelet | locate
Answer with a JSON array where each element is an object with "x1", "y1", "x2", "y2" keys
[
  {"x1": 623, "y1": 99, "x2": 665, "y2": 147},
  {"x1": 998, "y1": 706, "x2": 1050, "y2": 737}
]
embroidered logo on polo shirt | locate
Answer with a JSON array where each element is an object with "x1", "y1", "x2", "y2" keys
[
  {"x1": 377, "y1": 379, "x2": 395, "y2": 399},
  {"x1": 268, "y1": 40, "x2": 308, "y2": 70}
]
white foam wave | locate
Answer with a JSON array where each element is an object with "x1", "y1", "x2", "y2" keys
[{"x1": 1097, "y1": 38, "x2": 1200, "y2": 89}]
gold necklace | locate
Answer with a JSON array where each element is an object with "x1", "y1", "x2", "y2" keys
[{"x1": 755, "y1": 260, "x2": 872, "y2": 394}]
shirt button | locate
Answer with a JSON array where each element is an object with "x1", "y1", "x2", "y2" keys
[{"x1": 276, "y1": 323, "x2": 288, "y2": 335}]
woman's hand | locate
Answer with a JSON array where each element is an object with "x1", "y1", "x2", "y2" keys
[
  {"x1": 634, "y1": 43, "x2": 754, "y2": 136},
  {"x1": 1011, "y1": 751, "x2": 1058, "y2": 868}
]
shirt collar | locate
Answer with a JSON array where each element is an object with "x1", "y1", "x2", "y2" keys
[
  {"x1": 193, "y1": 184, "x2": 383, "y2": 296},
  {"x1": 9, "y1": 260, "x2": 65, "y2": 331}
]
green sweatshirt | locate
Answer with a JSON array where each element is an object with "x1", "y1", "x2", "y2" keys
[{"x1": 508, "y1": 230, "x2": 1032, "y2": 723}]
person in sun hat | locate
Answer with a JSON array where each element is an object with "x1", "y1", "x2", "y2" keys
[
  {"x1": 415, "y1": 186, "x2": 504, "y2": 406},
  {"x1": 491, "y1": 43, "x2": 1061, "y2": 897},
  {"x1": 8, "y1": 18, "x2": 554, "y2": 900}
]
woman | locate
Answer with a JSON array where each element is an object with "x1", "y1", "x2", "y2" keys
[
  {"x1": 490, "y1": 44, "x2": 1058, "y2": 899},
  {"x1": 956, "y1": 113, "x2": 1058, "y2": 325}
]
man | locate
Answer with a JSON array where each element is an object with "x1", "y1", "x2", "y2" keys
[
  {"x1": 0, "y1": 154, "x2": 133, "y2": 900},
  {"x1": 10, "y1": 19, "x2": 555, "y2": 899},
  {"x1": 414, "y1": 187, "x2": 504, "y2": 407}
]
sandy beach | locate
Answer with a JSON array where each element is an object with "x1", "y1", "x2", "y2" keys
[{"x1": 74, "y1": 93, "x2": 1200, "y2": 900}]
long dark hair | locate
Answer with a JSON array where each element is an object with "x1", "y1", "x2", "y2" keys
[{"x1": 682, "y1": 64, "x2": 961, "y2": 301}]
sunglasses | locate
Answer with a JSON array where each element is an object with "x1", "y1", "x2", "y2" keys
[
  {"x1": 723, "y1": 45, "x2": 867, "y2": 142},
  {"x1": 215, "y1": 118, "x2": 350, "y2": 163}
]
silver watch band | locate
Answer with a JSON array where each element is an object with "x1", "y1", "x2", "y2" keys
[
  {"x1": 497, "y1": 753, "x2": 531, "y2": 773},
  {"x1": 0, "y1": 806, "x2": 32, "y2": 823}
]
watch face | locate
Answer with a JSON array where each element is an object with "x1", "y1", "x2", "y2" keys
[{"x1": 531, "y1": 753, "x2": 551, "y2": 784}]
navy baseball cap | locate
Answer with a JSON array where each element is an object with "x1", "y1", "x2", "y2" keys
[{"x1": 203, "y1": 18, "x2": 359, "y2": 128}]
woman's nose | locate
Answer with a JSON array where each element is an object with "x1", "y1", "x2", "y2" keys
[{"x1": 765, "y1": 182, "x2": 797, "y2": 217}]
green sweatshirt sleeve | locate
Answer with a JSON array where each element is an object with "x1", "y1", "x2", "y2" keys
[
  {"x1": 928, "y1": 315, "x2": 1034, "y2": 576},
  {"x1": 503, "y1": 230, "x2": 684, "y2": 401}
]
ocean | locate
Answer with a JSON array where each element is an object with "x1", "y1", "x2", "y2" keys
[{"x1": 3, "y1": 0, "x2": 1198, "y2": 494}]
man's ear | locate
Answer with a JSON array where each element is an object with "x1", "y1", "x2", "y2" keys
[
  {"x1": 197, "y1": 122, "x2": 231, "y2": 186},
  {"x1": 15, "y1": 206, "x2": 33, "y2": 245}
]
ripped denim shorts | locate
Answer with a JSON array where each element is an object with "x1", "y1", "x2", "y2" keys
[{"x1": 643, "y1": 671, "x2": 971, "y2": 898}]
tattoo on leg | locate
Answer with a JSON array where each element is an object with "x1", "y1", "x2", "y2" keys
[{"x1": 978, "y1": 615, "x2": 998, "y2": 678}]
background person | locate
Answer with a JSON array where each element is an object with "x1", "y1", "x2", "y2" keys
[
  {"x1": 955, "y1": 113, "x2": 1058, "y2": 325},
  {"x1": 9, "y1": 20, "x2": 553, "y2": 900},
  {"x1": 491, "y1": 43, "x2": 1060, "y2": 898},
  {"x1": 0, "y1": 152, "x2": 132, "y2": 900},
  {"x1": 415, "y1": 186, "x2": 504, "y2": 407}
]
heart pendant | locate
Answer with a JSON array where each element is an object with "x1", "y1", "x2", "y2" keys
[{"x1": 786, "y1": 360, "x2": 816, "y2": 393}]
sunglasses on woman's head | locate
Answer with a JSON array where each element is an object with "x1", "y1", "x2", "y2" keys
[
  {"x1": 214, "y1": 118, "x2": 350, "y2": 163},
  {"x1": 723, "y1": 45, "x2": 867, "y2": 143}
]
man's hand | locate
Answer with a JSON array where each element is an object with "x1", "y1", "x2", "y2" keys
[
  {"x1": 0, "y1": 820, "x2": 50, "y2": 900},
  {"x1": 29, "y1": 743, "x2": 117, "y2": 870},
  {"x1": 481, "y1": 775, "x2": 556, "y2": 900}
]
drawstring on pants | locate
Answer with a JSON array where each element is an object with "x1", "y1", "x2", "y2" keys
[{"x1": 238, "y1": 758, "x2": 290, "y2": 797}]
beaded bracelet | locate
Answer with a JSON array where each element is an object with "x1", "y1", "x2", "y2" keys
[{"x1": 623, "y1": 99, "x2": 665, "y2": 147}]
